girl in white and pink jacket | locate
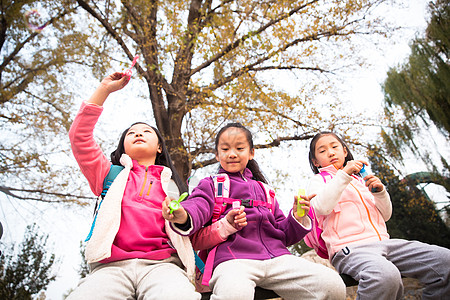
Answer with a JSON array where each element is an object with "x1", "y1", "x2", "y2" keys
[
  {"x1": 68, "y1": 72, "x2": 200, "y2": 300},
  {"x1": 307, "y1": 131, "x2": 450, "y2": 300}
]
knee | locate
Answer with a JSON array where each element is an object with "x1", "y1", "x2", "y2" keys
[
  {"x1": 362, "y1": 264, "x2": 402, "y2": 292},
  {"x1": 321, "y1": 270, "x2": 346, "y2": 300}
]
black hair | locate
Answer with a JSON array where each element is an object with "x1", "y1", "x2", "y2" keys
[
  {"x1": 308, "y1": 131, "x2": 354, "y2": 174},
  {"x1": 111, "y1": 122, "x2": 187, "y2": 193},
  {"x1": 215, "y1": 122, "x2": 268, "y2": 184}
]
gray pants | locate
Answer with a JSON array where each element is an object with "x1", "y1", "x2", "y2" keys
[
  {"x1": 331, "y1": 239, "x2": 450, "y2": 300},
  {"x1": 209, "y1": 254, "x2": 346, "y2": 300},
  {"x1": 67, "y1": 257, "x2": 200, "y2": 300}
]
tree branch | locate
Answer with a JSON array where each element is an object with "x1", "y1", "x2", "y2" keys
[{"x1": 0, "y1": 185, "x2": 93, "y2": 204}]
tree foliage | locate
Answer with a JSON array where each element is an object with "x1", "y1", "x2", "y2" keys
[
  {"x1": 75, "y1": 0, "x2": 394, "y2": 181},
  {"x1": 0, "y1": 0, "x2": 100, "y2": 204},
  {"x1": 2, "y1": 0, "x2": 397, "y2": 205},
  {"x1": 0, "y1": 223, "x2": 57, "y2": 299},
  {"x1": 382, "y1": 0, "x2": 449, "y2": 162},
  {"x1": 368, "y1": 147, "x2": 450, "y2": 248}
]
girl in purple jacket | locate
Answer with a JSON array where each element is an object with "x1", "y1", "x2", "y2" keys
[{"x1": 163, "y1": 123, "x2": 346, "y2": 300}]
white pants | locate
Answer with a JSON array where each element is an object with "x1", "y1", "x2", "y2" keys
[
  {"x1": 209, "y1": 254, "x2": 346, "y2": 300},
  {"x1": 67, "y1": 257, "x2": 200, "y2": 300}
]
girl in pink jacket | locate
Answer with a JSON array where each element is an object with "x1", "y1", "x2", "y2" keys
[
  {"x1": 307, "y1": 131, "x2": 450, "y2": 300},
  {"x1": 67, "y1": 72, "x2": 200, "y2": 300}
]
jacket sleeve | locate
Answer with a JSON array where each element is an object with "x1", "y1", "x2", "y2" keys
[
  {"x1": 190, "y1": 218, "x2": 237, "y2": 251},
  {"x1": 270, "y1": 198, "x2": 312, "y2": 246},
  {"x1": 68, "y1": 101, "x2": 111, "y2": 196},
  {"x1": 170, "y1": 177, "x2": 217, "y2": 236},
  {"x1": 373, "y1": 189, "x2": 392, "y2": 221},
  {"x1": 308, "y1": 170, "x2": 352, "y2": 216}
]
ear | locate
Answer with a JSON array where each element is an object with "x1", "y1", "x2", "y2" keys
[
  {"x1": 249, "y1": 148, "x2": 255, "y2": 161},
  {"x1": 343, "y1": 146, "x2": 348, "y2": 157},
  {"x1": 157, "y1": 144, "x2": 162, "y2": 154},
  {"x1": 313, "y1": 159, "x2": 320, "y2": 167}
]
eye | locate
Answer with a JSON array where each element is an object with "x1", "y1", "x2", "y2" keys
[
  {"x1": 319, "y1": 150, "x2": 325, "y2": 153},
  {"x1": 221, "y1": 147, "x2": 229, "y2": 151},
  {"x1": 127, "y1": 131, "x2": 135, "y2": 135},
  {"x1": 144, "y1": 130, "x2": 151, "y2": 133},
  {"x1": 237, "y1": 147, "x2": 244, "y2": 151}
]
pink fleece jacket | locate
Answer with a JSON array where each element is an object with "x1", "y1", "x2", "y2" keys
[
  {"x1": 308, "y1": 165, "x2": 392, "y2": 258},
  {"x1": 69, "y1": 101, "x2": 176, "y2": 263}
]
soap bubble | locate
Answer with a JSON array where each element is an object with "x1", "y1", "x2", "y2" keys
[{"x1": 24, "y1": 9, "x2": 49, "y2": 33}]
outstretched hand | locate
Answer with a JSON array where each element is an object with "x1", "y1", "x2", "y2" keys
[
  {"x1": 162, "y1": 197, "x2": 188, "y2": 224},
  {"x1": 100, "y1": 72, "x2": 130, "y2": 94}
]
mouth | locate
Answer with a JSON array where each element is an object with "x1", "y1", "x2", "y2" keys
[
  {"x1": 134, "y1": 138, "x2": 145, "y2": 144},
  {"x1": 330, "y1": 158, "x2": 338, "y2": 164}
]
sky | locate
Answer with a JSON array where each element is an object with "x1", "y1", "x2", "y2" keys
[{"x1": 1, "y1": 0, "x2": 444, "y2": 299}]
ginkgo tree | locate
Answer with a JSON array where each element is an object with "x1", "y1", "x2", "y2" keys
[
  {"x1": 75, "y1": 0, "x2": 392, "y2": 181},
  {"x1": 1, "y1": 0, "x2": 395, "y2": 203}
]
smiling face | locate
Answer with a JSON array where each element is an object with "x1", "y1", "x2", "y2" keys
[
  {"x1": 123, "y1": 123, "x2": 161, "y2": 166},
  {"x1": 215, "y1": 127, "x2": 255, "y2": 174},
  {"x1": 313, "y1": 134, "x2": 348, "y2": 170}
]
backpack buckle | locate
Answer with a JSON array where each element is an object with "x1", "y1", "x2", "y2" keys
[{"x1": 240, "y1": 199, "x2": 253, "y2": 207}]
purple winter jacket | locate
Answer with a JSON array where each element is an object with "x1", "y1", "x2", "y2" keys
[{"x1": 172, "y1": 168, "x2": 311, "y2": 270}]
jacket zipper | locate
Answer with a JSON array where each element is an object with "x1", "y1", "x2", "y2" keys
[
  {"x1": 349, "y1": 182, "x2": 381, "y2": 240},
  {"x1": 139, "y1": 167, "x2": 153, "y2": 197}
]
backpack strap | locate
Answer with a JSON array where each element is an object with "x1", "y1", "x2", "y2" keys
[
  {"x1": 303, "y1": 170, "x2": 332, "y2": 259},
  {"x1": 257, "y1": 181, "x2": 276, "y2": 212},
  {"x1": 211, "y1": 174, "x2": 231, "y2": 223},
  {"x1": 86, "y1": 164, "x2": 125, "y2": 242}
]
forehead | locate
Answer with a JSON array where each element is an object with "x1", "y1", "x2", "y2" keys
[
  {"x1": 316, "y1": 134, "x2": 340, "y2": 148},
  {"x1": 127, "y1": 123, "x2": 154, "y2": 132},
  {"x1": 218, "y1": 127, "x2": 249, "y2": 144}
]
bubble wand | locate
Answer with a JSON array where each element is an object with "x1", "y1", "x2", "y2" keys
[
  {"x1": 124, "y1": 55, "x2": 139, "y2": 78},
  {"x1": 297, "y1": 188, "x2": 306, "y2": 217},
  {"x1": 169, "y1": 192, "x2": 189, "y2": 214}
]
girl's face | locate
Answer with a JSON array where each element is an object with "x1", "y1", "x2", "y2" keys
[
  {"x1": 215, "y1": 127, "x2": 254, "y2": 174},
  {"x1": 124, "y1": 123, "x2": 161, "y2": 165},
  {"x1": 313, "y1": 134, "x2": 348, "y2": 170}
]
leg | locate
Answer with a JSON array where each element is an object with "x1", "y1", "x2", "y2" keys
[
  {"x1": 66, "y1": 260, "x2": 135, "y2": 300},
  {"x1": 209, "y1": 259, "x2": 263, "y2": 300},
  {"x1": 385, "y1": 239, "x2": 450, "y2": 300},
  {"x1": 332, "y1": 244, "x2": 403, "y2": 300},
  {"x1": 260, "y1": 255, "x2": 346, "y2": 300},
  {"x1": 135, "y1": 258, "x2": 200, "y2": 300}
]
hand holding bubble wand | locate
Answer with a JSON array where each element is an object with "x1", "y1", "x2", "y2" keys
[
  {"x1": 359, "y1": 164, "x2": 381, "y2": 192},
  {"x1": 297, "y1": 189, "x2": 307, "y2": 217},
  {"x1": 166, "y1": 175, "x2": 199, "y2": 214}
]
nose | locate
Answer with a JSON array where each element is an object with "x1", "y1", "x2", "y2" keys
[
  {"x1": 135, "y1": 132, "x2": 143, "y2": 137},
  {"x1": 228, "y1": 150, "x2": 237, "y2": 158}
]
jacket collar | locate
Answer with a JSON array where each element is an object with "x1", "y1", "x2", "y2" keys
[
  {"x1": 318, "y1": 164, "x2": 339, "y2": 175},
  {"x1": 218, "y1": 167, "x2": 253, "y2": 180}
]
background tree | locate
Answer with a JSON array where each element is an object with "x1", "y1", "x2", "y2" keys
[
  {"x1": 75, "y1": 0, "x2": 394, "y2": 181},
  {"x1": 368, "y1": 146, "x2": 450, "y2": 248},
  {"x1": 0, "y1": 223, "x2": 57, "y2": 300},
  {"x1": 0, "y1": 0, "x2": 103, "y2": 204},
  {"x1": 382, "y1": 0, "x2": 449, "y2": 164}
]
